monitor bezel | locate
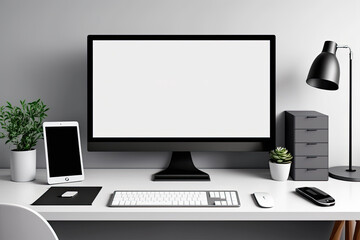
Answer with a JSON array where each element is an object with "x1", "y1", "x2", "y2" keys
[{"x1": 87, "y1": 35, "x2": 275, "y2": 151}]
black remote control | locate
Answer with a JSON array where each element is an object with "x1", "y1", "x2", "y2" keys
[{"x1": 296, "y1": 187, "x2": 335, "y2": 206}]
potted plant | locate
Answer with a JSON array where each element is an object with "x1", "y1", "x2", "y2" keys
[
  {"x1": 269, "y1": 147, "x2": 293, "y2": 181},
  {"x1": 0, "y1": 99, "x2": 49, "y2": 182}
]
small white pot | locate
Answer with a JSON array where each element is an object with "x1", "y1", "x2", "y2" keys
[
  {"x1": 269, "y1": 161, "x2": 291, "y2": 181},
  {"x1": 10, "y1": 149, "x2": 36, "y2": 182}
]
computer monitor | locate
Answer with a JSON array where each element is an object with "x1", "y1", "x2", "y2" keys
[{"x1": 87, "y1": 35, "x2": 275, "y2": 181}]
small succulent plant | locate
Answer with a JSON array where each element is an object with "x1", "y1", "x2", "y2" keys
[{"x1": 270, "y1": 147, "x2": 293, "y2": 164}]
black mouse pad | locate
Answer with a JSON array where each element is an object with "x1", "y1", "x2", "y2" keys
[{"x1": 32, "y1": 187, "x2": 102, "y2": 205}]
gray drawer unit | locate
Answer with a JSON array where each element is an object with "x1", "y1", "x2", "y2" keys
[
  {"x1": 293, "y1": 143, "x2": 328, "y2": 156},
  {"x1": 293, "y1": 156, "x2": 328, "y2": 169},
  {"x1": 286, "y1": 111, "x2": 328, "y2": 130},
  {"x1": 292, "y1": 116, "x2": 328, "y2": 129},
  {"x1": 285, "y1": 111, "x2": 329, "y2": 181},
  {"x1": 291, "y1": 168, "x2": 329, "y2": 181},
  {"x1": 293, "y1": 129, "x2": 328, "y2": 142}
]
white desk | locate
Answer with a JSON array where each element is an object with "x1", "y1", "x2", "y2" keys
[{"x1": 0, "y1": 169, "x2": 359, "y2": 221}]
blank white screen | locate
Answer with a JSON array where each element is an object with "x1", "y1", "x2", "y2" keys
[{"x1": 93, "y1": 40, "x2": 270, "y2": 138}]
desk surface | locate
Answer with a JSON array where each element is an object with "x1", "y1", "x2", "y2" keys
[{"x1": 0, "y1": 169, "x2": 359, "y2": 221}]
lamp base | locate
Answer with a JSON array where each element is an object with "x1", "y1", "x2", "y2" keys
[{"x1": 329, "y1": 166, "x2": 360, "y2": 181}]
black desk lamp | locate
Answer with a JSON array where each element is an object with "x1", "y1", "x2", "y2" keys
[{"x1": 306, "y1": 40, "x2": 360, "y2": 181}]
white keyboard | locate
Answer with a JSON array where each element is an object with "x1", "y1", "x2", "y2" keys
[{"x1": 109, "y1": 190, "x2": 240, "y2": 207}]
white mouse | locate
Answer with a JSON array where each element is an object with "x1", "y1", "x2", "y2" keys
[
  {"x1": 61, "y1": 191, "x2": 78, "y2": 198},
  {"x1": 253, "y1": 192, "x2": 274, "y2": 208}
]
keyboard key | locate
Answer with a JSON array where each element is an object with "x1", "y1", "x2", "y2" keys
[
  {"x1": 231, "y1": 192, "x2": 238, "y2": 205},
  {"x1": 220, "y1": 192, "x2": 225, "y2": 199},
  {"x1": 225, "y1": 192, "x2": 232, "y2": 205}
]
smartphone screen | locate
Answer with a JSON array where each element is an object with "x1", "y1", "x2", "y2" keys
[
  {"x1": 300, "y1": 187, "x2": 330, "y2": 200},
  {"x1": 45, "y1": 126, "x2": 82, "y2": 177}
]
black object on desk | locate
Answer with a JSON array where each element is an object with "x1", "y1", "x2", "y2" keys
[
  {"x1": 306, "y1": 41, "x2": 360, "y2": 182},
  {"x1": 296, "y1": 187, "x2": 335, "y2": 207},
  {"x1": 32, "y1": 187, "x2": 102, "y2": 205}
]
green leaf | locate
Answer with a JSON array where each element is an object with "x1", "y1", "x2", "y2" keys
[
  {"x1": 0, "y1": 99, "x2": 49, "y2": 149},
  {"x1": 270, "y1": 147, "x2": 293, "y2": 163}
]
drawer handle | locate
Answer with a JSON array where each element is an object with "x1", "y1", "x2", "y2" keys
[
  {"x1": 306, "y1": 143, "x2": 318, "y2": 145},
  {"x1": 306, "y1": 156, "x2": 318, "y2": 159},
  {"x1": 306, "y1": 129, "x2": 318, "y2": 132},
  {"x1": 306, "y1": 116, "x2": 318, "y2": 119},
  {"x1": 306, "y1": 168, "x2": 318, "y2": 171}
]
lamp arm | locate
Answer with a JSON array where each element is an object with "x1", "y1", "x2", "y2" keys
[
  {"x1": 337, "y1": 45, "x2": 353, "y2": 59},
  {"x1": 337, "y1": 45, "x2": 354, "y2": 171}
]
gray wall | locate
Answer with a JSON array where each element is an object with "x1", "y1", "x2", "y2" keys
[{"x1": 1, "y1": 0, "x2": 359, "y2": 170}]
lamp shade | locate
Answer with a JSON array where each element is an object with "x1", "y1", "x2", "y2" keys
[{"x1": 306, "y1": 41, "x2": 340, "y2": 90}]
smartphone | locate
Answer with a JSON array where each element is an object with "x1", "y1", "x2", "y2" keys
[{"x1": 296, "y1": 187, "x2": 335, "y2": 206}]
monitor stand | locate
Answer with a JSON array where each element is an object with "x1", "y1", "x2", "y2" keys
[{"x1": 153, "y1": 152, "x2": 210, "y2": 181}]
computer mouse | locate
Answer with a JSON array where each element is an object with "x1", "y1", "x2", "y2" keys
[
  {"x1": 61, "y1": 191, "x2": 78, "y2": 198},
  {"x1": 253, "y1": 192, "x2": 274, "y2": 208}
]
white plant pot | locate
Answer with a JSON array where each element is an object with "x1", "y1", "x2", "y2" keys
[
  {"x1": 10, "y1": 149, "x2": 36, "y2": 182},
  {"x1": 269, "y1": 161, "x2": 291, "y2": 181}
]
